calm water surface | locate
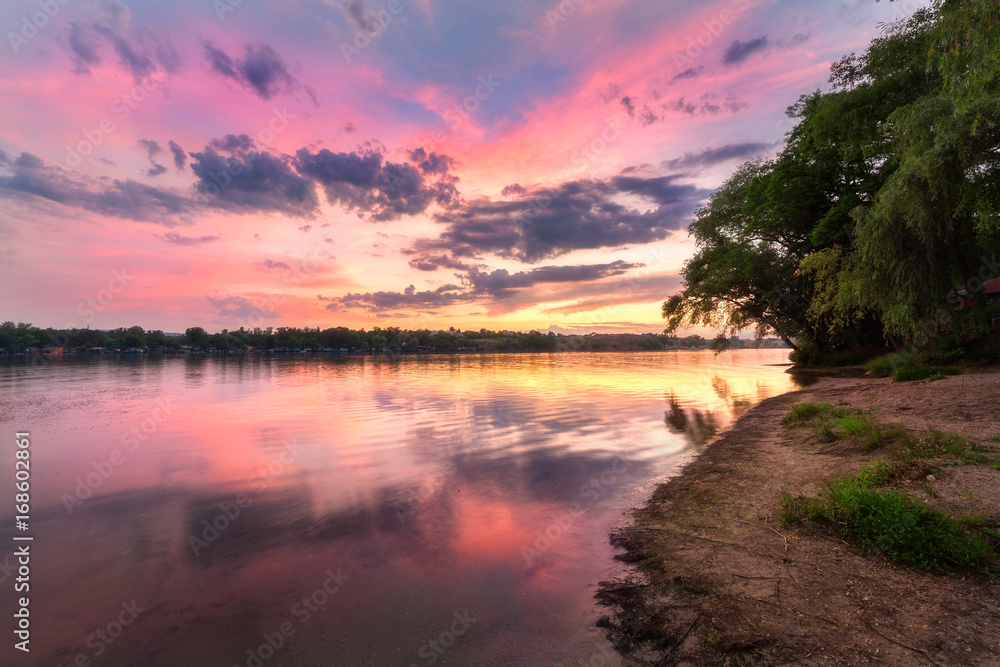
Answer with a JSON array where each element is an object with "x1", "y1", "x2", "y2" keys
[{"x1": 0, "y1": 350, "x2": 799, "y2": 666}]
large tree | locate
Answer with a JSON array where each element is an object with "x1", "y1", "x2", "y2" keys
[{"x1": 664, "y1": 1, "x2": 1000, "y2": 356}]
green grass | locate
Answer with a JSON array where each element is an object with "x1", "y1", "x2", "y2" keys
[
  {"x1": 823, "y1": 479, "x2": 996, "y2": 571},
  {"x1": 781, "y1": 409, "x2": 1000, "y2": 573},
  {"x1": 786, "y1": 405, "x2": 999, "y2": 467},
  {"x1": 854, "y1": 459, "x2": 903, "y2": 488},
  {"x1": 784, "y1": 402, "x2": 906, "y2": 451},
  {"x1": 864, "y1": 353, "x2": 912, "y2": 378},
  {"x1": 864, "y1": 353, "x2": 962, "y2": 383},
  {"x1": 782, "y1": 469, "x2": 998, "y2": 572},
  {"x1": 892, "y1": 430, "x2": 1000, "y2": 466},
  {"x1": 783, "y1": 402, "x2": 836, "y2": 425},
  {"x1": 893, "y1": 365, "x2": 962, "y2": 383}
]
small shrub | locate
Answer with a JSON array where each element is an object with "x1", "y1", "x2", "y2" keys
[
  {"x1": 836, "y1": 414, "x2": 870, "y2": 437},
  {"x1": 855, "y1": 460, "x2": 901, "y2": 488},
  {"x1": 893, "y1": 365, "x2": 961, "y2": 383},
  {"x1": 784, "y1": 402, "x2": 834, "y2": 425},
  {"x1": 865, "y1": 353, "x2": 911, "y2": 378},
  {"x1": 780, "y1": 489, "x2": 827, "y2": 524},
  {"x1": 823, "y1": 480, "x2": 996, "y2": 571}
]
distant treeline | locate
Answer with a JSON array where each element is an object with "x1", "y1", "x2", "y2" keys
[
  {"x1": 0, "y1": 322, "x2": 787, "y2": 355},
  {"x1": 0, "y1": 322, "x2": 557, "y2": 353}
]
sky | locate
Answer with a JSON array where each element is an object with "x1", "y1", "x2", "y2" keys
[{"x1": 0, "y1": 0, "x2": 926, "y2": 335}]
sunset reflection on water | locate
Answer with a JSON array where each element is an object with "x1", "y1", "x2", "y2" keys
[{"x1": 0, "y1": 350, "x2": 799, "y2": 666}]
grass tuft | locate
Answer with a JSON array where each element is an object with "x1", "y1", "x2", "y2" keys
[
  {"x1": 893, "y1": 365, "x2": 961, "y2": 383},
  {"x1": 864, "y1": 353, "x2": 911, "y2": 378},
  {"x1": 784, "y1": 402, "x2": 834, "y2": 425},
  {"x1": 783, "y1": 466, "x2": 998, "y2": 572},
  {"x1": 785, "y1": 403, "x2": 907, "y2": 451}
]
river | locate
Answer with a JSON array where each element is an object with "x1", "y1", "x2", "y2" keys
[{"x1": 0, "y1": 350, "x2": 803, "y2": 666}]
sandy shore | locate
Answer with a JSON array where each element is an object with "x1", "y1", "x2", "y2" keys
[{"x1": 597, "y1": 369, "x2": 1000, "y2": 666}]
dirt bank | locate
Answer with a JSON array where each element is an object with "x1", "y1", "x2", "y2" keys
[{"x1": 597, "y1": 369, "x2": 1000, "y2": 666}]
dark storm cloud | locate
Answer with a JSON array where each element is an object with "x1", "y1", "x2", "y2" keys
[
  {"x1": 620, "y1": 96, "x2": 636, "y2": 118},
  {"x1": 296, "y1": 147, "x2": 460, "y2": 222},
  {"x1": 138, "y1": 139, "x2": 162, "y2": 157},
  {"x1": 408, "y1": 148, "x2": 456, "y2": 176},
  {"x1": 67, "y1": 22, "x2": 102, "y2": 75},
  {"x1": 168, "y1": 141, "x2": 187, "y2": 170},
  {"x1": 409, "y1": 175, "x2": 707, "y2": 263},
  {"x1": 0, "y1": 153, "x2": 189, "y2": 224},
  {"x1": 155, "y1": 231, "x2": 220, "y2": 245},
  {"x1": 65, "y1": 3, "x2": 181, "y2": 81},
  {"x1": 667, "y1": 94, "x2": 749, "y2": 116},
  {"x1": 406, "y1": 253, "x2": 477, "y2": 272},
  {"x1": 139, "y1": 139, "x2": 167, "y2": 177},
  {"x1": 188, "y1": 147, "x2": 318, "y2": 217},
  {"x1": 662, "y1": 143, "x2": 773, "y2": 171},
  {"x1": 671, "y1": 66, "x2": 703, "y2": 82},
  {"x1": 324, "y1": 260, "x2": 643, "y2": 313},
  {"x1": 464, "y1": 260, "x2": 642, "y2": 298},
  {"x1": 203, "y1": 42, "x2": 313, "y2": 103},
  {"x1": 209, "y1": 134, "x2": 257, "y2": 154},
  {"x1": 722, "y1": 36, "x2": 769, "y2": 65},
  {"x1": 1, "y1": 139, "x2": 462, "y2": 225}
]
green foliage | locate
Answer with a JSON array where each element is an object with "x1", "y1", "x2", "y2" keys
[
  {"x1": 854, "y1": 459, "x2": 902, "y2": 489},
  {"x1": 892, "y1": 365, "x2": 961, "y2": 382},
  {"x1": 785, "y1": 402, "x2": 912, "y2": 452},
  {"x1": 783, "y1": 402, "x2": 838, "y2": 425},
  {"x1": 864, "y1": 352, "x2": 912, "y2": 377},
  {"x1": 662, "y1": 2, "x2": 1000, "y2": 361},
  {"x1": 823, "y1": 479, "x2": 995, "y2": 571},
  {"x1": 0, "y1": 323, "x2": 561, "y2": 354},
  {"x1": 784, "y1": 455, "x2": 998, "y2": 572}
]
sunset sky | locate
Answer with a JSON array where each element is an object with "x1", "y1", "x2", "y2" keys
[{"x1": 0, "y1": 0, "x2": 924, "y2": 334}]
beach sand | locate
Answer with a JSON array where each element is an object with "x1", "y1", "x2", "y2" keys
[{"x1": 598, "y1": 368, "x2": 1000, "y2": 665}]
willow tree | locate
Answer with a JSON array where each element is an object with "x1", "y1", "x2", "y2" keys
[
  {"x1": 848, "y1": 1, "x2": 1000, "y2": 340},
  {"x1": 662, "y1": 152, "x2": 841, "y2": 352}
]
